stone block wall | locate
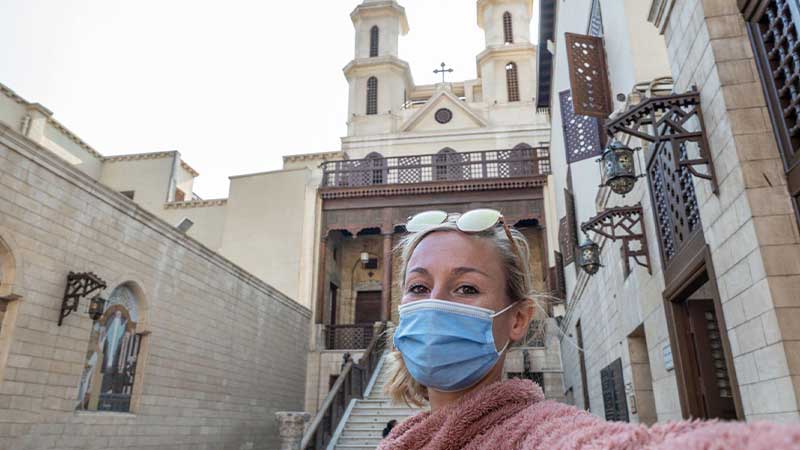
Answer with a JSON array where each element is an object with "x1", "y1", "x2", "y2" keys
[
  {"x1": 654, "y1": 0, "x2": 800, "y2": 421},
  {"x1": 0, "y1": 124, "x2": 311, "y2": 449}
]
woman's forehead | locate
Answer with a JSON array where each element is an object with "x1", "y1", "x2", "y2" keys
[{"x1": 407, "y1": 231, "x2": 503, "y2": 274}]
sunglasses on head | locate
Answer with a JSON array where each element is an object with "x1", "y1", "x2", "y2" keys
[{"x1": 405, "y1": 208, "x2": 522, "y2": 261}]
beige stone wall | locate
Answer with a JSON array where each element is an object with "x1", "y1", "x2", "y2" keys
[
  {"x1": 656, "y1": 0, "x2": 800, "y2": 421},
  {"x1": 0, "y1": 123, "x2": 311, "y2": 450}
]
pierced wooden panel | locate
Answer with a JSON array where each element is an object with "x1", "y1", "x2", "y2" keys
[
  {"x1": 553, "y1": 251, "x2": 567, "y2": 300},
  {"x1": 558, "y1": 217, "x2": 575, "y2": 264},
  {"x1": 648, "y1": 142, "x2": 701, "y2": 263},
  {"x1": 560, "y1": 90, "x2": 603, "y2": 163},
  {"x1": 565, "y1": 33, "x2": 612, "y2": 118}
]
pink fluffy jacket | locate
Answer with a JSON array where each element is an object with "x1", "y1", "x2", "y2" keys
[{"x1": 378, "y1": 379, "x2": 800, "y2": 450}]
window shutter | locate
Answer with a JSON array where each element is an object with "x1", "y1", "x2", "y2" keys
[
  {"x1": 565, "y1": 33, "x2": 612, "y2": 118},
  {"x1": 558, "y1": 217, "x2": 575, "y2": 264},
  {"x1": 559, "y1": 89, "x2": 603, "y2": 163},
  {"x1": 565, "y1": 188, "x2": 578, "y2": 259},
  {"x1": 601, "y1": 358, "x2": 629, "y2": 422},
  {"x1": 553, "y1": 251, "x2": 567, "y2": 299}
]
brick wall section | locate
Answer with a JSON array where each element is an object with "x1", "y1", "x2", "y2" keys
[
  {"x1": 0, "y1": 124, "x2": 311, "y2": 449},
  {"x1": 659, "y1": 0, "x2": 800, "y2": 420}
]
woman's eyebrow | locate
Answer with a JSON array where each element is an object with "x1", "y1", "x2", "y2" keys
[
  {"x1": 451, "y1": 267, "x2": 490, "y2": 278},
  {"x1": 407, "y1": 267, "x2": 429, "y2": 276}
]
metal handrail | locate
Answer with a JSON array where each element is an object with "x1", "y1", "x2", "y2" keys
[{"x1": 301, "y1": 323, "x2": 387, "y2": 449}]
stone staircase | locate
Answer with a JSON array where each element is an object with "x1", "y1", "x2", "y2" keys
[{"x1": 330, "y1": 353, "x2": 428, "y2": 449}]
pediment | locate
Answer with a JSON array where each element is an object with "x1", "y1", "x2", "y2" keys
[{"x1": 401, "y1": 90, "x2": 488, "y2": 133}]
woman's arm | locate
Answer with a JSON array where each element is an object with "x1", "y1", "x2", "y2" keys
[{"x1": 523, "y1": 400, "x2": 800, "y2": 449}]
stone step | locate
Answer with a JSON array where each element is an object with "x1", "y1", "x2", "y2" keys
[
  {"x1": 336, "y1": 437, "x2": 383, "y2": 447},
  {"x1": 346, "y1": 414, "x2": 415, "y2": 424},
  {"x1": 340, "y1": 428, "x2": 383, "y2": 437},
  {"x1": 350, "y1": 408, "x2": 421, "y2": 416},
  {"x1": 335, "y1": 444, "x2": 384, "y2": 449}
]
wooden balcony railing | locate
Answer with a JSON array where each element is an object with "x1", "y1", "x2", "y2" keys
[
  {"x1": 325, "y1": 324, "x2": 375, "y2": 350},
  {"x1": 321, "y1": 146, "x2": 551, "y2": 188},
  {"x1": 302, "y1": 323, "x2": 388, "y2": 450}
]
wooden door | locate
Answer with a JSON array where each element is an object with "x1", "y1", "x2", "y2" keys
[
  {"x1": 684, "y1": 299, "x2": 737, "y2": 420},
  {"x1": 355, "y1": 291, "x2": 382, "y2": 324}
]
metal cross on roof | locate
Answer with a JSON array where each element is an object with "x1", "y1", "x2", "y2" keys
[{"x1": 433, "y1": 62, "x2": 454, "y2": 83}]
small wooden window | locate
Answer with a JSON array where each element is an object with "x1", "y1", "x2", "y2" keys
[
  {"x1": 174, "y1": 189, "x2": 185, "y2": 202},
  {"x1": 120, "y1": 190, "x2": 135, "y2": 200},
  {"x1": 370, "y1": 26, "x2": 379, "y2": 57},
  {"x1": 506, "y1": 62, "x2": 520, "y2": 102},
  {"x1": 367, "y1": 76, "x2": 378, "y2": 115},
  {"x1": 503, "y1": 12, "x2": 514, "y2": 43}
]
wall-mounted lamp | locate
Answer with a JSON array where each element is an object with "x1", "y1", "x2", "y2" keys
[
  {"x1": 577, "y1": 238, "x2": 602, "y2": 275},
  {"x1": 599, "y1": 140, "x2": 643, "y2": 196},
  {"x1": 87, "y1": 296, "x2": 107, "y2": 321}
]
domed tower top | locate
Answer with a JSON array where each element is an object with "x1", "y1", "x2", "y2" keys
[
  {"x1": 477, "y1": 0, "x2": 534, "y2": 47},
  {"x1": 350, "y1": 0, "x2": 409, "y2": 59}
]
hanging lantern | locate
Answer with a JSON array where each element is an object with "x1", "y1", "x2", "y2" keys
[
  {"x1": 577, "y1": 238, "x2": 601, "y2": 275},
  {"x1": 87, "y1": 296, "x2": 106, "y2": 321},
  {"x1": 360, "y1": 251, "x2": 370, "y2": 267},
  {"x1": 599, "y1": 140, "x2": 640, "y2": 196}
]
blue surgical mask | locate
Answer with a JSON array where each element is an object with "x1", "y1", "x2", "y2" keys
[{"x1": 393, "y1": 299, "x2": 517, "y2": 392}]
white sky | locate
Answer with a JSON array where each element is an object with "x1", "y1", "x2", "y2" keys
[{"x1": 0, "y1": 1, "x2": 536, "y2": 198}]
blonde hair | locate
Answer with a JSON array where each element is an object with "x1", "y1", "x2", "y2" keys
[{"x1": 384, "y1": 221, "x2": 537, "y2": 407}]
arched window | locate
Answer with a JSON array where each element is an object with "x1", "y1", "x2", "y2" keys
[
  {"x1": 370, "y1": 26, "x2": 379, "y2": 57},
  {"x1": 77, "y1": 284, "x2": 143, "y2": 413},
  {"x1": 434, "y1": 148, "x2": 468, "y2": 181},
  {"x1": 366, "y1": 77, "x2": 378, "y2": 115},
  {"x1": 506, "y1": 62, "x2": 520, "y2": 102},
  {"x1": 503, "y1": 12, "x2": 514, "y2": 44},
  {"x1": 364, "y1": 152, "x2": 386, "y2": 185},
  {"x1": 0, "y1": 236, "x2": 18, "y2": 357}
]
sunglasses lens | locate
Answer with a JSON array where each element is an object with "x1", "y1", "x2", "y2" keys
[
  {"x1": 457, "y1": 209, "x2": 502, "y2": 232},
  {"x1": 406, "y1": 210, "x2": 448, "y2": 232}
]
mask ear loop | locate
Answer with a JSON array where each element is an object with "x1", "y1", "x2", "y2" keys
[{"x1": 490, "y1": 300, "x2": 520, "y2": 354}]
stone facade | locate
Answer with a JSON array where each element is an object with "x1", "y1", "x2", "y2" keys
[
  {"x1": 654, "y1": 0, "x2": 800, "y2": 421},
  {"x1": 553, "y1": 0, "x2": 800, "y2": 424},
  {"x1": 0, "y1": 123, "x2": 311, "y2": 449}
]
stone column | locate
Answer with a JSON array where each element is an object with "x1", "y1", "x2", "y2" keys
[
  {"x1": 315, "y1": 235, "x2": 328, "y2": 324},
  {"x1": 381, "y1": 232, "x2": 393, "y2": 322},
  {"x1": 275, "y1": 411, "x2": 309, "y2": 450}
]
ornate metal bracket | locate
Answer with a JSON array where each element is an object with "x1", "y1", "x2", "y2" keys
[
  {"x1": 605, "y1": 88, "x2": 718, "y2": 194},
  {"x1": 58, "y1": 272, "x2": 106, "y2": 326},
  {"x1": 580, "y1": 204, "x2": 651, "y2": 276}
]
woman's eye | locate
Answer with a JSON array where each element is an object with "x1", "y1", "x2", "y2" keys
[
  {"x1": 407, "y1": 284, "x2": 429, "y2": 294},
  {"x1": 455, "y1": 285, "x2": 479, "y2": 295}
]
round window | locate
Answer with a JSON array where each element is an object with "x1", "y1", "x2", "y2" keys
[{"x1": 434, "y1": 108, "x2": 453, "y2": 124}]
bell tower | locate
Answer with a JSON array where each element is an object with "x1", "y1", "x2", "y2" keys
[
  {"x1": 476, "y1": 0, "x2": 537, "y2": 105},
  {"x1": 344, "y1": 0, "x2": 413, "y2": 136}
]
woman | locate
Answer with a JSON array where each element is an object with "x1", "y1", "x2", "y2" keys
[{"x1": 378, "y1": 209, "x2": 800, "y2": 450}]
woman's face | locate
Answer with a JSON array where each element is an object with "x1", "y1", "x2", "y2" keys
[{"x1": 402, "y1": 230, "x2": 530, "y2": 349}]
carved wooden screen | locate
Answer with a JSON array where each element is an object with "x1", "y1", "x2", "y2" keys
[
  {"x1": 742, "y1": 0, "x2": 800, "y2": 223},
  {"x1": 601, "y1": 358, "x2": 629, "y2": 422},
  {"x1": 647, "y1": 141, "x2": 701, "y2": 265},
  {"x1": 565, "y1": 33, "x2": 612, "y2": 118},
  {"x1": 559, "y1": 90, "x2": 603, "y2": 163}
]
